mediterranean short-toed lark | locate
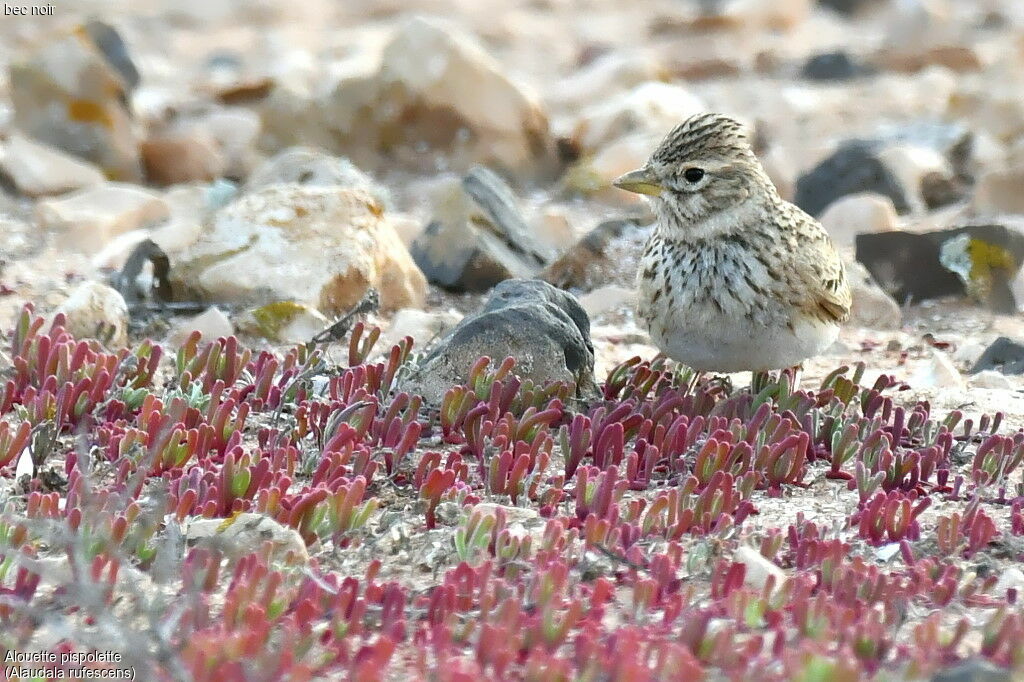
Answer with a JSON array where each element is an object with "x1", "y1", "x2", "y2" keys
[{"x1": 614, "y1": 112, "x2": 851, "y2": 373}]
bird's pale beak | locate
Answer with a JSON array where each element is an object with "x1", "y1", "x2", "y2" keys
[{"x1": 613, "y1": 168, "x2": 663, "y2": 196}]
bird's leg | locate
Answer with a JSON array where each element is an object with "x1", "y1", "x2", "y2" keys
[
  {"x1": 751, "y1": 370, "x2": 772, "y2": 394},
  {"x1": 707, "y1": 374, "x2": 734, "y2": 395},
  {"x1": 683, "y1": 368, "x2": 703, "y2": 396},
  {"x1": 784, "y1": 364, "x2": 804, "y2": 391}
]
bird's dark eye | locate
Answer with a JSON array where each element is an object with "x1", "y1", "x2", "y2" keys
[{"x1": 683, "y1": 167, "x2": 705, "y2": 183}]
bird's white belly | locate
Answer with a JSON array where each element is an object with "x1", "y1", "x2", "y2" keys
[{"x1": 648, "y1": 305, "x2": 839, "y2": 372}]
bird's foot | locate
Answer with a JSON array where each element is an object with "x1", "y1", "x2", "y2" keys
[{"x1": 705, "y1": 374, "x2": 734, "y2": 395}]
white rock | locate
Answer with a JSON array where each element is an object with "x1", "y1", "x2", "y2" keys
[
  {"x1": 846, "y1": 260, "x2": 902, "y2": 329},
  {"x1": 37, "y1": 183, "x2": 170, "y2": 254},
  {"x1": 572, "y1": 81, "x2": 705, "y2": 152},
  {"x1": 15, "y1": 446, "x2": 33, "y2": 479},
  {"x1": 167, "y1": 307, "x2": 233, "y2": 347},
  {"x1": 820, "y1": 193, "x2": 899, "y2": 248},
  {"x1": 733, "y1": 546, "x2": 787, "y2": 594},
  {"x1": 969, "y1": 370, "x2": 1012, "y2": 390},
  {"x1": 172, "y1": 184, "x2": 426, "y2": 314},
  {"x1": 579, "y1": 285, "x2": 637, "y2": 318},
  {"x1": 995, "y1": 566, "x2": 1024, "y2": 598},
  {"x1": 974, "y1": 164, "x2": 1024, "y2": 216},
  {"x1": 185, "y1": 512, "x2": 308, "y2": 563},
  {"x1": 912, "y1": 349, "x2": 964, "y2": 389},
  {"x1": 0, "y1": 134, "x2": 104, "y2": 196},
  {"x1": 380, "y1": 307, "x2": 462, "y2": 351},
  {"x1": 56, "y1": 281, "x2": 129, "y2": 347}
]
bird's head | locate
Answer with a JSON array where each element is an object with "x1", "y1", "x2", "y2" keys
[{"x1": 614, "y1": 113, "x2": 776, "y2": 236}]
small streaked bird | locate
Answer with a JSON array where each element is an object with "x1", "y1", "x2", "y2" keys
[{"x1": 614, "y1": 113, "x2": 851, "y2": 375}]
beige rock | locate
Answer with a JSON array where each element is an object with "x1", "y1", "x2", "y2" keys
[
  {"x1": 820, "y1": 193, "x2": 899, "y2": 248},
  {"x1": 56, "y1": 281, "x2": 129, "y2": 347},
  {"x1": 565, "y1": 133, "x2": 652, "y2": 203},
  {"x1": 141, "y1": 132, "x2": 225, "y2": 186},
  {"x1": 167, "y1": 307, "x2": 234, "y2": 348},
  {"x1": 974, "y1": 164, "x2": 1024, "y2": 215},
  {"x1": 875, "y1": 46, "x2": 982, "y2": 74},
  {"x1": 534, "y1": 207, "x2": 576, "y2": 251},
  {"x1": 320, "y1": 16, "x2": 552, "y2": 174},
  {"x1": 9, "y1": 28, "x2": 142, "y2": 181},
  {"x1": 846, "y1": 260, "x2": 902, "y2": 329},
  {"x1": 200, "y1": 108, "x2": 262, "y2": 179},
  {"x1": 37, "y1": 183, "x2": 170, "y2": 254},
  {"x1": 760, "y1": 146, "x2": 797, "y2": 201},
  {"x1": 571, "y1": 81, "x2": 705, "y2": 152},
  {"x1": 185, "y1": 513, "x2": 308, "y2": 563},
  {"x1": 236, "y1": 301, "x2": 329, "y2": 344},
  {"x1": 0, "y1": 134, "x2": 104, "y2": 196},
  {"x1": 390, "y1": 213, "x2": 423, "y2": 248},
  {"x1": 716, "y1": 0, "x2": 812, "y2": 30},
  {"x1": 472, "y1": 502, "x2": 540, "y2": 526},
  {"x1": 733, "y1": 546, "x2": 787, "y2": 595},
  {"x1": 246, "y1": 147, "x2": 389, "y2": 207},
  {"x1": 172, "y1": 184, "x2": 425, "y2": 314},
  {"x1": 148, "y1": 183, "x2": 235, "y2": 257}
]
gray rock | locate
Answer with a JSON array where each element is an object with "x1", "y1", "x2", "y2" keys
[
  {"x1": 855, "y1": 223, "x2": 1024, "y2": 312},
  {"x1": 931, "y1": 660, "x2": 1012, "y2": 682},
  {"x1": 970, "y1": 337, "x2": 1024, "y2": 375},
  {"x1": 817, "y1": 0, "x2": 880, "y2": 15},
  {"x1": 402, "y1": 279, "x2": 595, "y2": 403},
  {"x1": 83, "y1": 20, "x2": 140, "y2": 91},
  {"x1": 800, "y1": 51, "x2": 873, "y2": 81},
  {"x1": 411, "y1": 167, "x2": 554, "y2": 292},
  {"x1": 795, "y1": 124, "x2": 974, "y2": 217},
  {"x1": 795, "y1": 142, "x2": 910, "y2": 217}
]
